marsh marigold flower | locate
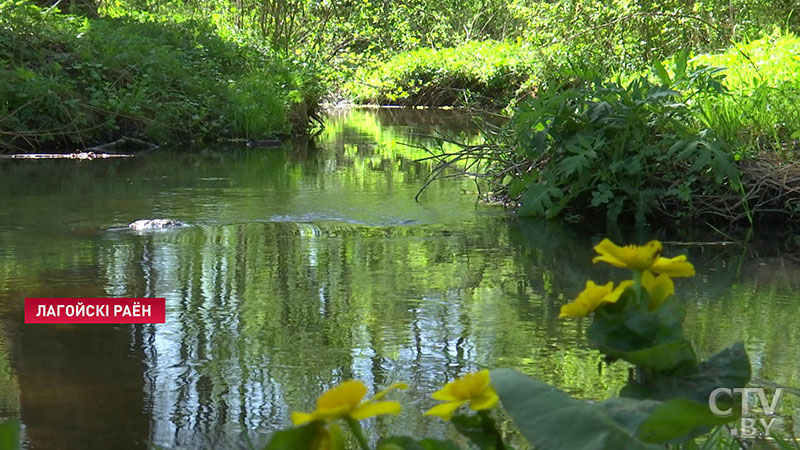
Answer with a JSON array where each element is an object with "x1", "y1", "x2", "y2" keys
[
  {"x1": 559, "y1": 280, "x2": 634, "y2": 318},
  {"x1": 642, "y1": 271, "x2": 674, "y2": 310},
  {"x1": 593, "y1": 238, "x2": 695, "y2": 277},
  {"x1": 291, "y1": 380, "x2": 407, "y2": 426},
  {"x1": 425, "y1": 370, "x2": 499, "y2": 420},
  {"x1": 650, "y1": 255, "x2": 695, "y2": 277},
  {"x1": 592, "y1": 239, "x2": 663, "y2": 271}
]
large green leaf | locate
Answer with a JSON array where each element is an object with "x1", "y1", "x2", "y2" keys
[
  {"x1": 597, "y1": 397, "x2": 662, "y2": 435},
  {"x1": 450, "y1": 413, "x2": 507, "y2": 450},
  {"x1": 674, "y1": 49, "x2": 689, "y2": 81},
  {"x1": 636, "y1": 398, "x2": 736, "y2": 443},
  {"x1": 490, "y1": 369, "x2": 662, "y2": 450},
  {"x1": 588, "y1": 305, "x2": 695, "y2": 371},
  {"x1": 621, "y1": 342, "x2": 751, "y2": 404},
  {"x1": 518, "y1": 183, "x2": 564, "y2": 218},
  {"x1": 612, "y1": 339, "x2": 697, "y2": 372}
]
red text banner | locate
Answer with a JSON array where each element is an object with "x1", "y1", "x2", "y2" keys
[{"x1": 25, "y1": 298, "x2": 166, "y2": 324}]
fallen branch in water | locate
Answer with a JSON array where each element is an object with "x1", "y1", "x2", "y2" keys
[
  {"x1": 86, "y1": 136, "x2": 158, "y2": 152},
  {"x1": 0, "y1": 151, "x2": 133, "y2": 160},
  {"x1": 0, "y1": 136, "x2": 160, "y2": 159}
]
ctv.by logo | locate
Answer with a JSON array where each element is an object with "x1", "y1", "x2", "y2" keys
[{"x1": 709, "y1": 387, "x2": 783, "y2": 438}]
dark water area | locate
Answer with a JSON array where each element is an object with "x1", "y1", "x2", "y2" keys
[{"x1": 0, "y1": 108, "x2": 797, "y2": 449}]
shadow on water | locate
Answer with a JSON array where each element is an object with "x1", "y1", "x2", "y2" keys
[{"x1": 0, "y1": 108, "x2": 797, "y2": 448}]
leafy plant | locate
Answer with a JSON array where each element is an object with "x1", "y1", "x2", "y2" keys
[
  {"x1": 0, "y1": 420, "x2": 20, "y2": 450},
  {"x1": 507, "y1": 54, "x2": 744, "y2": 223}
]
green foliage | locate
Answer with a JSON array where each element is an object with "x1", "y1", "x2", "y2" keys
[
  {"x1": 346, "y1": 41, "x2": 539, "y2": 107},
  {"x1": 587, "y1": 291, "x2": 696, "y2": 371},
  {"x1": 491, "y1": 368, "x2": 662, "y2": 450},
  {"x1": 336, "y1": 0, "x2": 800, "y2": 107},
  {"x1": 620, "y1": 342, "x2": 751, "y2": 405},
  {"x1": 637, "y1": 398, "x2": 734, "y2": 443},
  {"x1": 106, "y1": 0, "x2": 519, "y2": 59},
  {"x1": 447, "y1": 413, "x2": 508, "y2": 450},
  {"x1": 263, "y1": 422, "x2": 336, "y2": 450},
  {"x1": 470, "y1": 31, "x2": 800, "y2": 223},
  {"x1": 692, "y1": 30, "x2": 800, "y2": 156},
  {"x1": 771, "y1": 431, "x2": 800, "y2": 450},
  {"x1": 509, "y1": 56, "x2": 743, "y2": 223},
  {"x1": 12, "y1": 0, "x2": 800, "y2": 115},
  {"x1": 510, "y1": 0, "x2": 800, "y2": 76},
  {"x1": 108, "y1": 0, "x2": 800, "y2": 90},
  {"x1": 420, "y1": 32, "x2": 800, "y2": 223},
  {"x1": 0, "y1": 420, "x2": 20, "y2": 450},
  {"x1": 7, "y1": 0, "x2": 800, "y2": 144},
  {"x1": 586, "y1": 285, "x2": 752, "y2": 423},
  {"x1": 225, "y1": 72, "x2": 288, "y2": 140},
  {"x1": 0, "y1": 2, "x2": 317, "y2": 151}
]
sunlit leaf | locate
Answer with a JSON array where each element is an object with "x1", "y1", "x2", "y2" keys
[{"x1": 637, "y1": 398, "x2": 736, "y2": 443}]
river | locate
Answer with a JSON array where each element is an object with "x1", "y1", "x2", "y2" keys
[{"x1": 0, "y1": 108, "x2": 798, "y2": 449}]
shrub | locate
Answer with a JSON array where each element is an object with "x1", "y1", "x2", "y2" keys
[{"x1": 506, "y1": 54, "x2": 743, "y2": 224}]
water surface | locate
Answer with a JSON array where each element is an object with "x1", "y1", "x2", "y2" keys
[{"x1": 0, "y1": 108, "x2": 798, "y2": 449}]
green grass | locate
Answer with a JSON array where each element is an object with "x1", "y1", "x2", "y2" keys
[
  {"x1": 692, "y1": 30, "x2": 800, "y2": 157},
  {"x1": 345, "y1": 40, "x2": 541, "y2": 107},
  {"x1": 0, "y1": 3, "x2": 317, "y2": 152}
]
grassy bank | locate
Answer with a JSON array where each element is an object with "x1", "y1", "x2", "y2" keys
[
  {"x1": 0, "y1": 3, "x2": 320, "y2": 152},
  {"x1": 693, "y1": 31, "x2": 800, "y2": 157},
  {"x1": 344, "y1": 41, "x2": 540, "y2": 107},
  {"x1": 421, "y1": 32, "x2": 800, "y2": 225}
]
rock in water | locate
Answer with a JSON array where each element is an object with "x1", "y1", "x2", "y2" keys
[{"x1": 128, "y1": 219, "x2": 186, "y2": 230}]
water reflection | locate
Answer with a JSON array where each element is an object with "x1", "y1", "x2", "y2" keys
[
  {"x1": 125, "y1": 220, "x2": 529, "y2": 448},
  {"x1": 0, "y1": 108, "x2": 797, "y2": 449}
]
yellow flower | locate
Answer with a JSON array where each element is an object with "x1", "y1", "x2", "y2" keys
[
  {"x1": 425, "y1": 370, "x2": 498, "y2": 420},
  {"x1": 651, "y1": 255, "x2": 695, "y2": 278},
  {"x1": 593, "y1": 239, "x2": 662, "y2": 271},
  {"x1": 642, "y1": 271, "x2": 675, "y2": 310},
  {"x1": 291, "y1": 380, "x2": 407, "y2": 426},
  {"x1": 559, "y1": 280, "x2": 634, "y2": 318}
]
